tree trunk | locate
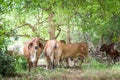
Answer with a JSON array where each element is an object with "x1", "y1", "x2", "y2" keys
[
  {"x1": 101, "y1": 35, "x2": 104, "y2": 44},
  {"x1": 66, "y1": 26, "x2": 71, "y2": 44},
  {"x1": 48, "y1": 12, "x2": 55, "y2": 40}
]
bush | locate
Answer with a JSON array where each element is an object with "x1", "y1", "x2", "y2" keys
[
  {"x1": 0, "y1": 51, "x2": 16, "y2": 76},
  {"x1": 14, "y1": 55, "x2": 27, "y2": 72}
]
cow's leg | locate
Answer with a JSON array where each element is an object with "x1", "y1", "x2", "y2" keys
[
  {"x1": 50, "y1": 55, "x2": 54, "y2": 70},
  {"x1": 50, "y1": 62, "x2": 54, "y2": 69},
  {"x1": 65, "y1": 58, "x2": 69, "y2": 68},
  {"x1": 58, "y1": 58, "x2": 62, "y2": 68},
  {"x1": 52, "y1": 59, "x2": 55, "y2": 69},
  {"x1": 33, "y1": 61, "x2": 37, "y2": 72},
  {"x1": 35, "y1": 59, "x2": 38, "y2": 67},
  {"x1": 28, "y1": 61, "x2": 31, "y2": 72},
  {"x1": 49, "y1": 60, "x2": 54, "y2": 70},
  {"x1": 45, "y1": 57, "x2": 49, "y2": 70},
  {"x1": 79, "y1": 57, "x2": 84, "y2": 68},
  {"x1": 35, "y1": 59, "x2": 38, "y2": 72}
]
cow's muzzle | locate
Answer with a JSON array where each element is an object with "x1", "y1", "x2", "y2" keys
[{"x1": 35, "y1": 46, "x2": 38, "y2": 49}]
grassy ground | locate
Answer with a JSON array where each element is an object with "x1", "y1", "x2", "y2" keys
[{"x1": 1, "y1": 58, "x2": 120, "y2": 80}]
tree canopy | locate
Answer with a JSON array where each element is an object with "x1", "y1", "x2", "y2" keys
[{"x1": 0, "y1": 0, "x2": 120, "y2": 49}]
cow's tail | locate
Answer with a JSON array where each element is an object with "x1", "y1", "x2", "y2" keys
[
  {"x1": 54, "y1": 43, "x2": 58, "y2": 68},
  {"x1": 51, "y1": 43, "x2": 57, "y2": 69}
]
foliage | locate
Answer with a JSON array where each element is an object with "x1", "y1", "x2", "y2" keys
[
  {"x1": 0, "y1": 51, "x2": 16, "y2": 76},
  {"x1": 0, "y1": 50, "x2": 27, "y2": 76},
  {"x1": 0, "y1": 0, "x2": 120, "y2": 79},
  {"x1": 82, "y1": 58, "x2": 109, "y2": 70},
  {"x1": 0, "y1": 0, "x2": 120, "y2": 44},
  {"x1": 101, "y1": 13, "x2": 120, "y2": 42},
  {"x1": 14, "y1": 55, "x2": 27, "y2": 72},
  {"x1": 1, "y1": 57, "x2": 120, "y2": 80}
]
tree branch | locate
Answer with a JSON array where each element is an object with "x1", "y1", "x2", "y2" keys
[
  {"x1": 11, "y1": 23, "x2": 35, "y2": 32},
  {"x1": 0, "y1": 32, "x2": 30, "y2": 37},
  {"x1": 55, "y1": 26, "x2": 61, "y2": 39},
  {"x1": 7, "y1": 34, "x2": 30, "y2": 37},
  {"x1": 35, "y1": 17, "x2": 48, "y2": 26}
]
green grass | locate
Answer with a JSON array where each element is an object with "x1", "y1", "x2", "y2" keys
[
  {"x1": 80, "y1": 58, "x2": 120, "y2": 80},
  {"x1": 82, "y1": 58, "x2": 110, "y2": 70},
  {"x1": 80, "y1": 68, "x2": 120, "y2": 80},
  {"x1": 1, "y1": 57, "x2": 120, "y2": 80}
]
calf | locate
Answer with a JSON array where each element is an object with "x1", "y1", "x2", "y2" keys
[
  {"x1": 43, "y1": 40, "x2": 62, "y2": 70},
  {"x1": 59, "y1": 41, "x2": 88, "y2": 67},
  {"x1": 23, "y1": 37, "x2": 44, "y2": 72}
]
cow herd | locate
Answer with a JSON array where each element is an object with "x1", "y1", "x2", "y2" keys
[
  {"x1": 22, "y1": 37, "x2": 89, "y2": 72},
  {"x1": 7, "y1": 37, "x2": 120, "y2": 72}
]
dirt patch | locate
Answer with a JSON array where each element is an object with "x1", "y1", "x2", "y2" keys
[
  {"x1": 33, "y1": 68, "x2": 120, "y2": 80},
  {"x1": 2, "y1": 67, "x2": 120, "y2": 80},
  {"x1": 33, "y1": 74, "x2": 44, "y2": 80},
  {"x1": 60, "y1": 69, "x2": 84, "y2": 80}
]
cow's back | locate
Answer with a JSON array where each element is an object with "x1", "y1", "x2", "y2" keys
[
  {"x1": 60, "y1": 42, "x2": 88, "y2": 59},
  {"x1": 43, "y1": 40, "x2": 62, "y2": 69}
]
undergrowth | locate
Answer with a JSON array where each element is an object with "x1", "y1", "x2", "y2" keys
[{"x1": 1, "y1": 57, "x2": 120, "y2": 80}]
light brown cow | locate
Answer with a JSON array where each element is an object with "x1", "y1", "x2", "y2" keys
[
  {"x1": 59, "y1": 41, "x2": 88, "y2": 67},
  {"x1": 23, "y1": 37, "x2": 44, "y2": 72},
  {"x1": 43, "y1": 40, "x2": 62, "y2": 70}
]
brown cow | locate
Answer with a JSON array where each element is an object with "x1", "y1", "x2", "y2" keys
[
  {"x1": 43, "y1": 40, "x2": 62, "y2": 70},
  {"x1": 59, "y1": 41, "x2": 88, "y2": 68},
  {"x1": 100, "y1": 43, "x2": 120, "y2": 61},
  {"x1": 23, "y1": 37, "x2": 44, "y2": 72}
]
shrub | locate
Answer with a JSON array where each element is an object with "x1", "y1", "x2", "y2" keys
[
  {"x1": 0, "y1": 51, "x2": 16, "y2": 76},
  {"x1": 14, "y1": 55, "x2": 27, "y2": 72}
]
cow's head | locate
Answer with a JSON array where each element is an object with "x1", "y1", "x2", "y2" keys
[{"x1": 28, "y1": 37, "x2": 43, "y2": 49}]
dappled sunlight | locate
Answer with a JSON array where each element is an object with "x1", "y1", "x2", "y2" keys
[{"x1": 1, "y1": 0, "x2": 120, "y2": 80}]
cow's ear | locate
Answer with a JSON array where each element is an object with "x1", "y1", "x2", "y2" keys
[
  {"x1": 28, "y1": 42, "x2": 33, "y2": 49},
  {"x1": 39, "y1": 43, "x2": 44, "y2": 49}
]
